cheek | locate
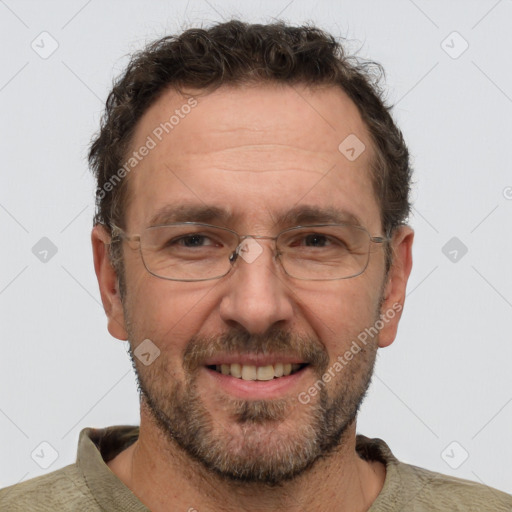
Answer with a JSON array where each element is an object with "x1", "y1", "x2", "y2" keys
[
  {"x1": 125, "y1": 271, "x2": 219, "y2": 350},
  {"x1": 124, "y1": 282, "x2": 207, "y2": 384},
  {"x1": 296, "y1": 278, "x2": 380, "y2": 353}
]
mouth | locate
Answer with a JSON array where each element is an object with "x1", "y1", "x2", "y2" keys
[
  {"x1": 207, "y1": 363, "x2": 309, "y2": 381},
  {"x1": 201, "y1": 354, "x2": 312, "y2": 399}
]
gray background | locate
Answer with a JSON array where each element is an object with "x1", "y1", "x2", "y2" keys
[{"x1": 1, "y1": 0, "x2": 511, "y2": 494}]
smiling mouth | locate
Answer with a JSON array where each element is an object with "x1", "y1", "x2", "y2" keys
[{"x1": 207, "y1": 363, "x2": 308, "y2": 381}]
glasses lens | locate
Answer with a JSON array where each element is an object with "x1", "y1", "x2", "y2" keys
[
  {"x1": 277, "y1": 225, "x2": 371, "y2": 280},
  {"x1": 139, "y1": 224, "x2": 237, "y2": 281}
]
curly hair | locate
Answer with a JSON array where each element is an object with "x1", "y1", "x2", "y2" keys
[{"x1": 89, "y1": 20, "x2": 411, "y2": 286}]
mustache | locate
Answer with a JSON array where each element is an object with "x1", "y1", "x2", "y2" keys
[{"x1": 183, "y1": 326, "x2": 330, "y2": 373}]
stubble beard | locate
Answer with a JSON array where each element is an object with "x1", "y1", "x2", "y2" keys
[{"x1": 126, "y1": 324, "x2": 378, "y2": 486}]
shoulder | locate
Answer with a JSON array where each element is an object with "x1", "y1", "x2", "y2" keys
[
  {"x1": 0, "y1": 464, "x2": 100, "y2": 512},
  {"x1": 399, "y1": 463, "x2": 512, "y2": 511},
  {"x1": 356, "y1": 435, "x2": 512, "y2": 511}
]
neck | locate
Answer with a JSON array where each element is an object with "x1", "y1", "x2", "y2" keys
[{"x1": 108, "y1": 408, "x2": 386, "y2": 512}]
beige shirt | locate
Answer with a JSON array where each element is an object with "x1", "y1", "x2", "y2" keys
[{"x1": 1, "y1": 425, "x2": 511, "y2": 511}]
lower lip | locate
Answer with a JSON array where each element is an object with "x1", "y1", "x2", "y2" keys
[{"x1": 203, "y1": 366, "x2": 310, "y2": 400}]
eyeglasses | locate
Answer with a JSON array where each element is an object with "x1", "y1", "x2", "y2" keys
[{"x1": 110, "y1": 222, "x2": 389, "y2": 282}]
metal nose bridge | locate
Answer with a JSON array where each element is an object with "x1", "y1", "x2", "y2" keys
[
  {"x1": 239, "y1": 234, "x2": 277, "y2": 241},
  {"x1": 230, "y1": 234, "x2": 280, "y2": 264}
]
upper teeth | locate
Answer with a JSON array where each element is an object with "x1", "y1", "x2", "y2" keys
[{"x1": 215, "y1": 363, "x2": 302, "y2": 381}]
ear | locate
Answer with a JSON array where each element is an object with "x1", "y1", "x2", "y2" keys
[
  {"x1": 378, "y1": 225, "x2": 414, "y2": 348},
  {"x1": 91, "y1": 224, "x2": 128, "y2": 341}
]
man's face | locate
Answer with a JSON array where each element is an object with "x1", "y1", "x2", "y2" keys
[{"x1": 103, "y1": 84, "x2": 407, "y2": 484}]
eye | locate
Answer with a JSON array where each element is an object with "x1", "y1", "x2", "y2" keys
[
  {"x1": 288, "y1": 232, "x2": 347, "y2": 249},
  {"x1": 300, "y1": 234, "x2": 331, "y2": 247},
  {"x1": 176, "y1": 234, "x2": 215, "y2": 247},
  {"x1": 166, "y1": 233, "x2": 220, "y2": 248}
]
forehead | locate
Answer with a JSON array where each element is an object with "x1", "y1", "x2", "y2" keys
[{"x1": 124, "y1": 83, "x2": 381, "y2": 232}]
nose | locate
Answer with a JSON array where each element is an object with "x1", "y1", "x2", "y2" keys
[{"x1": 219, "y1": 238, "x2": 294, "y2": 334}]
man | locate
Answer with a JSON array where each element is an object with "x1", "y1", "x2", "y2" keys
[{"x1": 1, "y1": 19, "x2": 510, "y2": 512}]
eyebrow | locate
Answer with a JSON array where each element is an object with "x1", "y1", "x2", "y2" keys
[
  {"x1": 147, "y1": 204, "x2": 363, "y2": 229},
  {"x1": 278, "y1": 206, "x2": 362, "y2": 227},
  {"x1": 148, "y1": 204, "x2": 232, "y2": 227}
]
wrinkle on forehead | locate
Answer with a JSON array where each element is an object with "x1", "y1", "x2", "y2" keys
[
  {"x1": 165, "y1": 145, "x2": 337, "y2": 176},
  {"x1": 131, "y1": 83, "x2": 371, "y2": 162},
  {"x1": 124, "y1": 83, "x2": 379, "y2": 232}
]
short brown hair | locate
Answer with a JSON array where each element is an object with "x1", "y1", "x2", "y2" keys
[{"x1": 89, "y1": 20, "x2": 411, "y2": 282}]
